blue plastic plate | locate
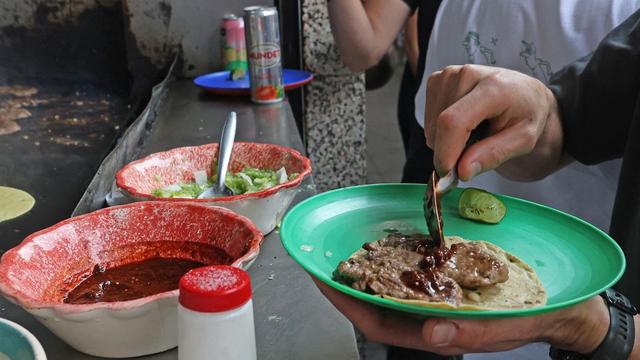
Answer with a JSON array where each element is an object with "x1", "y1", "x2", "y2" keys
[{"x1": 194, "y1": 69, "x2": 313, "y2": 95}]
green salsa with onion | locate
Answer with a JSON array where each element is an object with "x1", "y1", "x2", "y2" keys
[{"x1": 152, "y1": 166, "x2": 298, "y2": 199}]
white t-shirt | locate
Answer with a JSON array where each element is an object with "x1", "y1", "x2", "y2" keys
[{"x1": 414, "y1": 0, "x2": 640, "y2": 232}]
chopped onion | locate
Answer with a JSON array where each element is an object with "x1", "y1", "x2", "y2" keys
[
  {"x1": 162, "y1": 184, "x2": 181, "y2": 192},
  {"x1": 193, "y1": 170, "x2": 208, "y2": 186},
  {"x1": 173, "y1": 195, "x2": 194, "y2": 199},
  {"x1": 276, "y1": 167, "x2": 288, "y2": 184},
  {"x1": 238, "y1": 172, "x2": 253, "y2": 186},
  {"x1": 197, "y1": 187, "x2": 215, "y2": 199}
]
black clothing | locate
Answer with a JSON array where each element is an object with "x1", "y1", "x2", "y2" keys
[
  {"x1": 549, "y1": 9, "x2": 640, "y2": 305},
  {"x1": 398, "y1": 64, "x2": 434, "y2": 183},
  {"x1": 397, "y1": 0, "x2": 442, "y2": 183},
  {"x1": 389, "y1": 2, "x2": 459, "y2": 360},
  {"x1": 416, "y1": 0, "x2": 442, "y2": 82},
  {"x1": 398, "y1": 65, "x2": 416, "y2": 156},
  {"x1": 400, "y1": 0, "x2": 640, "y2": 305},
  {"x1": 401, "y1": 0, "x2": 419, "y2": 12},
  {"x1": 388, "y1": 346, "x2": 461, "y2": 360}
]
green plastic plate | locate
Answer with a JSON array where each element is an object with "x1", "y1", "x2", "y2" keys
[{"x1": 280, "y1": 184, "x2": 625, "y2": 318}]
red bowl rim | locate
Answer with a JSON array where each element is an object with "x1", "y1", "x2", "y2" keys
[
  {"x1": 0, "y1": 202, "x2": 264, "y2": 313},
  {"x1": 115, "y1": 142, "x2": 312, "y2": 203}
]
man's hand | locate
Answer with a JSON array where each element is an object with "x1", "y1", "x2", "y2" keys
[
  {"x1": 423, "y1": 65, "x2": 566, "y2": 181},
  {"x1": 313, "y1": 277, "x2": 615, "y2": 356}
]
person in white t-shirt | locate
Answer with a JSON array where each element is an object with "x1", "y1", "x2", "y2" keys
[
  {"x1": 415, "y1": 0, "x2": 640, "y2": 233},
  {"x1": 413, "y1": 2, "x2": 640, "y2": 358},
  {"x1": 321, "y1": 1, "x2": 640, "y2": 360}
]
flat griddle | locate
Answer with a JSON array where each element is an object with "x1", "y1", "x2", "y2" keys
[
  {"x1": 0, "y1": 1, "x2": 140, "y2": 250},
  {"x1": 0, "y1": 81, "x2": 133, "y2": 249}
]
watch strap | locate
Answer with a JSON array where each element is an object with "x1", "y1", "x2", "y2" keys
[
  {"x1": 589, "y1": 288, "x2": 637, "y2": 360},
  {"x1": 549, "y1": 289, "x2": 636, "y2": 360},
  {"x1": 549, "y1": 347, "x2": 588, "y2": 359}
]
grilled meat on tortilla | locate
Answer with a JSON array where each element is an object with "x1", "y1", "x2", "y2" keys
[{"x1": 334, "y1": 233, "x2": 546, "y2": 310}]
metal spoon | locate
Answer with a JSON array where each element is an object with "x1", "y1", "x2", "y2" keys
[
  {"x1": 424, "y1": 122, "x2": 488, "y2": 246},
  {"x1": 198, "y1": 111, "x2": 237, "y2": 198},
  {"x1": 424, "y1": 169, "x2": 458, "y2": 248}
]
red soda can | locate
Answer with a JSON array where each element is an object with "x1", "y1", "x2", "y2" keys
[{"x1": 243, "y1": 6, "x2": 284, "y2": 104}]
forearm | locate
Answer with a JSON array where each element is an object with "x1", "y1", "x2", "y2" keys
[{"x1": 328, "y1": 0, "x2": 409, "y2": 72}]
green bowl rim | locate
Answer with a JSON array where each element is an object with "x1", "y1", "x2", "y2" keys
[
  {"x1": 280, "y1": 183, "x2": 626, "y2": 318},
  {"x1": 0, "y1": 317, "x2": 46, "y2": 359}
]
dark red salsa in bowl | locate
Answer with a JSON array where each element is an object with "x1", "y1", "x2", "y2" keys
[
  {"x1": 0, "y1": 201, "x2": 263, "y2": 357},
  {"x1": 63, "y1": 242, "x2": 235, "y2": 305}
]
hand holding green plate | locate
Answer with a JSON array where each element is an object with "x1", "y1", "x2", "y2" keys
[{"x1": 280, "y1": 184, "x2": 625, "y2": 318}]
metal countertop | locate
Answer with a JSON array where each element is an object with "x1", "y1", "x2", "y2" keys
[{"x1": 0, "y1": 80, "x2": 359, "y2": 360}]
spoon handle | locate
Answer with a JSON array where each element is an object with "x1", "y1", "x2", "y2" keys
[{"x1": 216, "y1": 112, "x2": 237, "y2": 193}]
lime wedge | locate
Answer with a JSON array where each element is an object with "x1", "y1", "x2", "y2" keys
[{"x1": 458, "y1": 188, "x2": 506, "y2": 224}]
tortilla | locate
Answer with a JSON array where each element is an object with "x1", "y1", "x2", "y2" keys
[
  {"x1": 339, "y1": 235, "x2": 546, "y2": 310},
  {"x1": 0, "y1": 186, "x2": 35, "y2": 223}
]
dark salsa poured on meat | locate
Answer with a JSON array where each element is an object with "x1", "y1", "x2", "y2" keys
[{"x1": 333, "y1": 232, "x2": 509, "y2": 306}]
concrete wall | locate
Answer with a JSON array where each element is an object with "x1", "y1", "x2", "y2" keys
[
  {"x1": 124, "y1": 0, "x2": 272, "y2": 78},
  {"x1": 0, "y1": 0, "x2": 129, "y2": 91},
  {"x1": 0, "y1": 0, "x2": 117, "y2": 29}
]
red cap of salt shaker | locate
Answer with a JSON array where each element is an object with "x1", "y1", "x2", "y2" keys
[{"x1": 179, "y1": 265, "x2": 252, "y2": 312}]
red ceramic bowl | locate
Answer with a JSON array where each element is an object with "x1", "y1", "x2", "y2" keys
[
  {"x1": 0, "y1": 202, "x2": 262, "y2": 358},
  {"x1": 115, "y1": 142, "x2": 312, "y2": 234}
]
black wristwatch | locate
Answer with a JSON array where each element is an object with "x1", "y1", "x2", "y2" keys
[{"x1": 549, "y1": 288, "x2": 637, "y2": 360}]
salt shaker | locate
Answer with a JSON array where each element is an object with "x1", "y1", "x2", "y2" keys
[{"x1": 178, "y1": 265, "x2": 256, "y2": 360}]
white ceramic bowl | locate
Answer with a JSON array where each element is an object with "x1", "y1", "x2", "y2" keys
[
  {"x1": 115, "y1": 142, "x2": 312, "y2": 234},
  {"x1": 0, "y1": 202, "x2": 262, "y2": 358}
]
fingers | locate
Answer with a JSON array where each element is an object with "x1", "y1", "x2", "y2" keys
[
  {"x1": 421, "y1": 316, "x2": 543, "y2": 355},
  {"x1": 425, "y1": 70, "x2": 443, "y2": 149},
  {"x1": 420, "y1": 298, "x2": 605, "y2": 355},
  {"x1": 425, "y1": 65, "x2": 499, "y2": 151},
  {"x1": 310, "y1": 277, "x2": 427, "y2": 350},
  {"x1": 424, "y1": 65, "x2": 556, "y2": 180},
  {"x1": 312, "y1": 274, "x2": 603, "y2": 356},
  {"x1": 432, "y1": 80, "x2": 508, "y2": 175},
  {"x1": 311, "y1": 277, "x2": 379, "y2": 328},
  {"x1": 314, "y1": 273, "x2": 536, "y2": 355},
  {"x1": 456, "y1": 120, "x2": 540, "y2": 180}
]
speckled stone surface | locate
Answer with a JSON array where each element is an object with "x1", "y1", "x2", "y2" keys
[
  {"x1": 305, "y1": 74, "x2": 366, "y2": 191},
  {"x1": 302, "y1": 0, "x2": 367, "y2": 192}
]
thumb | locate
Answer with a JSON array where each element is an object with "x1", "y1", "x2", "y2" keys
[
  {"x1": 422, "y1": 318, "x2": 540, "y2": 354},
  {"x1": 457, "y1": 120, "x2": 539, "y2": 181},
  {"x1": 424, "y1": 320, "x2": 462, "y2": 350}
]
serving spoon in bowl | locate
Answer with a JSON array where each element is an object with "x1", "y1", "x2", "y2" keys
[{"x1": 198, "y1": 111, "x2": 237, "y2": 199}]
